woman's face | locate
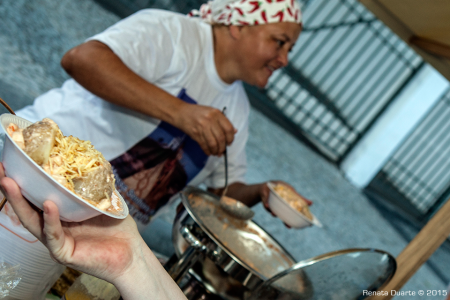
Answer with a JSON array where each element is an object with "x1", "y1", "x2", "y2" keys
[{"x1": 234, "y1": 22, "x2": 302, "y2": 88}]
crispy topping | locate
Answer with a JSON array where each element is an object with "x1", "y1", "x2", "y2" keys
[{"x1": 48, "y1": 129, "x2": 113, "y2": 191}]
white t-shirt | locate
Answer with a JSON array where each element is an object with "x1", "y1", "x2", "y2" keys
[{"x1": 17, "y1": 9, "x2": 250, "y2": 224}]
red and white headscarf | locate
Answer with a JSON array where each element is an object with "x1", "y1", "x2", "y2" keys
[{"x1": 188, "y1": 0, "x2": 302, "y2": 26}]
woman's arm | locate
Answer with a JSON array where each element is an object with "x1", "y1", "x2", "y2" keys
[
  {"x1": 61, "y1": 41, "x2": 182, "y2": 127},
  {"x1": 60, "y1": 40, "x2": 236, "y2": 156}
]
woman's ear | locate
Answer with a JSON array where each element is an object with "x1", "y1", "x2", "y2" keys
[{"x1": 229, "y1": 25, "x2": 242, "y2": 40}]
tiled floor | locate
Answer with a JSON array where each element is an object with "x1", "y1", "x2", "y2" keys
[{"x1": 1, "y1": 0, "x2": 449, "y2": 298}]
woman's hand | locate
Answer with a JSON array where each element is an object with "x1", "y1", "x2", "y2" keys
[
  {"x1": 174, "y1": 103, "x2": 237, "y2": 156},
  {"x1": 218, "y1": 181, "x2": 313, "y2": 226},
  {"x1": 0, "y1": 163, "x2": 186, "y2": 299}
]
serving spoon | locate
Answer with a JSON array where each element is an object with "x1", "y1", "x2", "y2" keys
[{"x1": 218, "y1": 107, "x2": 254, "y2": 220}]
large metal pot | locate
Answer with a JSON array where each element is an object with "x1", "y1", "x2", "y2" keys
[{"x1": 165, "y1": 186, "x2": 296, "y2": 300}]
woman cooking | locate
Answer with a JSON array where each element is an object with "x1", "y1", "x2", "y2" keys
[{"x1": 16, "y1": 0, "x2": 308, "y2": 230}]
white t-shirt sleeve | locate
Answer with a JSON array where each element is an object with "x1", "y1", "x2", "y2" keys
[{"x1": 87, "y1": 9, "x2": 177, "y2": 83}]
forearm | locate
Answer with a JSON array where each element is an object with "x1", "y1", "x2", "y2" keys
[
  {"x1": 61, "y1": 40, "x2": 184, "y2": 126},
  {"x1": 224, "y1": 182, "x2": 266, "y2": 207},
  {"x1": 114, "y1": 239, "x2": 187, "y2": 300}
]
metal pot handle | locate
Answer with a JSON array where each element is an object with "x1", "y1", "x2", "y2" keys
[
  {"x1": 180, "y1": 225, "x2": 207, "y2": 251},
  {"x1": 165, "y1": 225, "x2": 207, "y2": 284}
]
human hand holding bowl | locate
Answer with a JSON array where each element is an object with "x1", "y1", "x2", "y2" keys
[{"x1": 265, "y1": 182, "x2": 321, "y2": 229}]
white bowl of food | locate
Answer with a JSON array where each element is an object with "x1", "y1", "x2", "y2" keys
[
  {"x1": 267, "y1": 182, "x2": 322, "y2": 229},
  {"x1": 1, "y1": 114, "x2": 128, "y2": 222}
]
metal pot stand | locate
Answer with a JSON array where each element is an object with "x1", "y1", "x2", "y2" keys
[{"x1": 165, "y1": 186, "x2": 297, "y2": 300}]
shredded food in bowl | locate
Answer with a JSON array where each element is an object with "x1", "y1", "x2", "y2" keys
[
  {"x1": 273, "y1": 184, "x2": 313, "y2": 220},
  {"x1": 50, "y1": 132, "x2": 113, "y2": 191},
  {"x1": 6, "y1": 119, "x2": 120, "y2": 213}
]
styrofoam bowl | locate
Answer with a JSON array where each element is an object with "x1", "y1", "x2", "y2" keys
[
  {"x1": 0, "y1": 114, "x2": 129, "y2": 222},
  {"x1": 267, "y1": 182, "x2": 322, "y2": 229}
]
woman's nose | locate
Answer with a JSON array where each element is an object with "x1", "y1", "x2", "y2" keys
[{"x1": 278, "y1": 49, "x2": 289, "y2": 67}]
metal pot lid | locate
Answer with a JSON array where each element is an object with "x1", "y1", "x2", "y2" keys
[
  {"x1": 180, "y1": 186, "x2": 295, "y2": 280},
  {"x1": 245, "y1": 248, "x2": 397, "y2": 300}
]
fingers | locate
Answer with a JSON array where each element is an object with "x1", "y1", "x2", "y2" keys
[
  {"x1": 219, "y1": 116, "x2": 237, "y2": 147},
  {"x1": 42, "y1": 201, "x2": 71, "y2": 263},
  {"x1": 201, "y1": 113, "x2": 236, "y2": 156},
  {"x1": 200, "y1": 129, "x2": 215, "y2": 156},
  {"x1": 209, "y1": 125, "x2": 227, "y2": 156},
  {"x1": 179, "y1": 105, "x2": 237, "y2": 156},
  {"x1": 0, "y1": 176, "x2": 44, "y2": 240}
]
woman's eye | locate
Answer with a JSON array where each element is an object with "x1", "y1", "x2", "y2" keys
[{"x1": 276, "y1": 40, "x2": 286, "y2": 48}]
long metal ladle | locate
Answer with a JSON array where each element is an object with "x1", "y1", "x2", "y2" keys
[{"x1": 218, "y1": 107, "x2": 254, "y2": 220}]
